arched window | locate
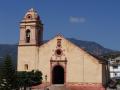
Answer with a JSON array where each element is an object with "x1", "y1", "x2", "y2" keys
[
  {"x1": 24, "y1": 64, "x2": 28, "y2": 70},
  {"x1": 26, "y1": 29, "x2": 30, "y2": 43}
]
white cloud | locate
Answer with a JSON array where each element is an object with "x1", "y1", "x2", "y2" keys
[{"x1": 70, "y1": 16, "x2": 86, "y2": 24}]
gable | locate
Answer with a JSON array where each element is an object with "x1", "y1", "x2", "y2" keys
[{"x1": 39, "y1": 34, "x2": 106, "y2": 64}]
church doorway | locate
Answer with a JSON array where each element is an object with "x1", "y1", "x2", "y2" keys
[{"x1": 52, "y1": 65, "x2": 64, "y2": 84}]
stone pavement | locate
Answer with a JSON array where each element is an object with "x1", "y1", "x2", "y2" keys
[
  {"x1": 32, "y1": 84, "x2": 106, "y2": 90},
  {"x1": 47, "y1": 84, "x2": 69, "y2": 90}
]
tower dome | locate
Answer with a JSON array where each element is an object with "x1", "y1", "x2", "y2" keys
[{"x1": 22, "y1": 8, "x2": 40, "y2": 21}]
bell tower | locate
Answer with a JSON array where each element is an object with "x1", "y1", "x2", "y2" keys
[
  {"x1": 19, "y1": 8, "x2": 43, "y2": 46},
  {"x1": 18, "y1": 8, "x2": 43, "y2": 71}
]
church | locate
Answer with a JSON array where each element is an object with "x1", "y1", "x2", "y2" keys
[{"x1": 17, "y1": 8, "x2": 109, "y2": 90}]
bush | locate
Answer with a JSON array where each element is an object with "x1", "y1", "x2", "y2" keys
[{"x1": 17, "y1": 70, "x2": 42, "y2": 88}]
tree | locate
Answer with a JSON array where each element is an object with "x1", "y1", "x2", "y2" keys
[
  {"x1": 0, "y1": 55, "x2": 16, "y2": 90},
  {"x1": 0, "y1": 55, "x2": 43, "y2": 90}
]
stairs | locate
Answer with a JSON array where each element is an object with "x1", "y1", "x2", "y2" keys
[{"x1": 46, "y1": 84, "x2": 69, "y2": 90}]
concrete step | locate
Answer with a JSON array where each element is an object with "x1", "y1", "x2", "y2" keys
[{"x1": 47, "y1": 84, "x2": 69, "y2": 90}]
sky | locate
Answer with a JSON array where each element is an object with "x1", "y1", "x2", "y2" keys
[{"x1": 0, "y1": 0, "x2": 120, "y2": 50}]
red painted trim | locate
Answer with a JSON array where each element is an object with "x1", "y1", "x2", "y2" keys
[{"x1": 65, "y1": 83, "x2": 105, "y2": 90}]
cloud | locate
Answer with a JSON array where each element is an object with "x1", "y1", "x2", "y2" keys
[{"x1": 70, "y1": 16, "x2": 86, "y2": 24}]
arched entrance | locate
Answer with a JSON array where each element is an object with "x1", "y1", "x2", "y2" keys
[{"x1": 52, "y1": 65, "x2": 64, "y2": 84}]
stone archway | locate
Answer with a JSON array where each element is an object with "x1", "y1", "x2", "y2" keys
[{"x1": 52, "y1": 65, "x2": 64, "y2": 84}]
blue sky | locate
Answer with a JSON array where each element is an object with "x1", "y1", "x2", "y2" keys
[{"x1": 0, "y1": 0, "x2": 120, "y2": 50}]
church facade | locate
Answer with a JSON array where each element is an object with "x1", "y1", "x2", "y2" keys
[{"x1": 17, "y1": 8, "x2": 109, "y2": 90}]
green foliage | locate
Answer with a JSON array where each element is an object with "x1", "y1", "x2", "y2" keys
[
  {"x1": 17, "y1": 70, "x2": 42, "y2": 88},
  {"x1": 102, "y1": 51, "x2": 120, "y2": 60},
  {"x1": 0, "y1": 55, "x2": 16, "y2": 90},
  {"x1": 0, "y1": 54, "x2": 43, "y2": 90}
]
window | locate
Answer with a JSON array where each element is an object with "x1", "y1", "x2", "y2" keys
[
  {"x1": 55, "y1": 49, "x2": 62, "y2": 56},
  {"x1": 26, "y1": 14, "x2": 32, "y2": 19},
  {"x1": 57, "y1": 39, "x2": 61, "y2": 47},
  {"x1": 116, "y1": 60, "x2": 120, "y2": 63},
  {"x1": 24, "y1": 64, "x2": 28, "y2": 70},
  {"x1": 113, "y1": 65, "x2": 118, "y2": 69},
  {"x1": 114, "y1": 73, "x2": 117, "y2": 76},
  {"x1": 26, "y1": 29, "x2": 30, "y2": 43}
]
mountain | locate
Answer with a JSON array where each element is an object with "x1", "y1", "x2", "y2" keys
[
  {"x1": 0, "y1": 38, "x2": 115, "y2": 66},
  {"x1": 68, "y1": 38, "x2": 114, "y2": 56}
]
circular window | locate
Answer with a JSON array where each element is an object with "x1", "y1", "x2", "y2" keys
[
  {"x1": 26, "y1": 14, "x2": 32, "y2": 19},
  {"x1": 55, "y1": 49, "x2": 62, "y2": 56}
]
